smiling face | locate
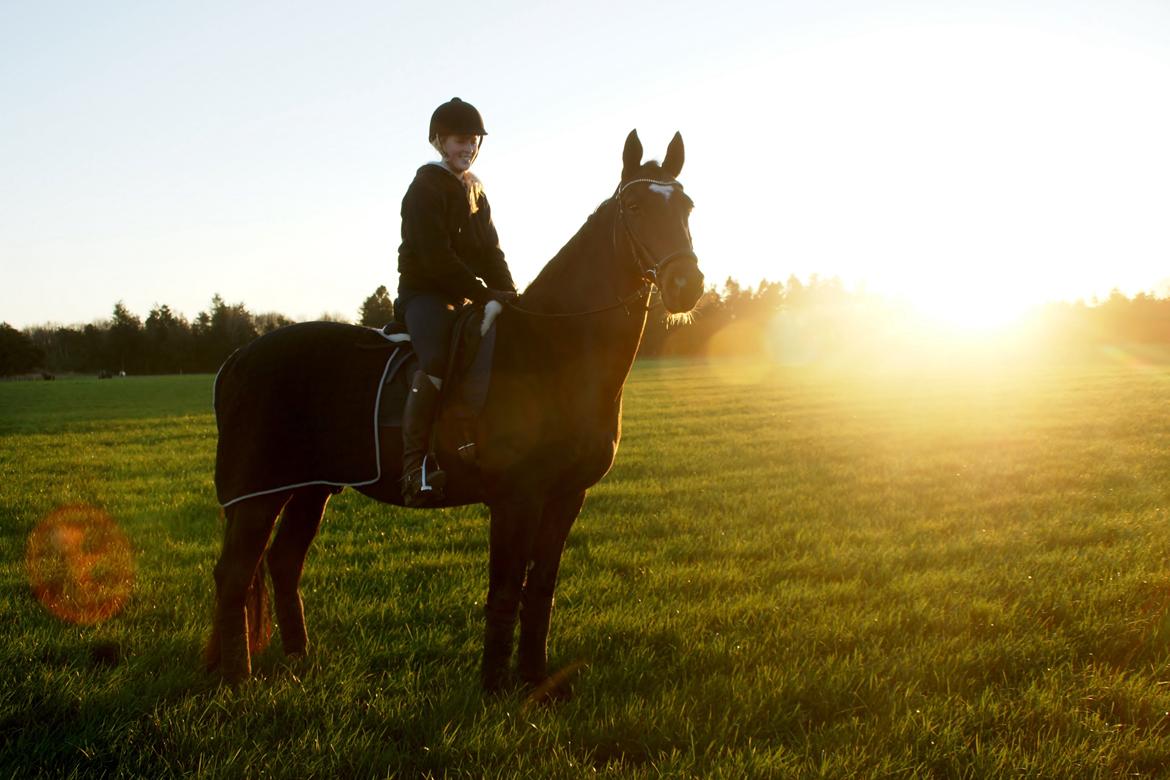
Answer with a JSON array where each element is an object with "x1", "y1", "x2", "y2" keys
[{"x1": 438, "y1": 134, "x2": 480, "y2": 173}]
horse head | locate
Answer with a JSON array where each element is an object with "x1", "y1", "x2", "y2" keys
[{"x1": 617, "y1": 130, "x2": 705, "y2": 314}]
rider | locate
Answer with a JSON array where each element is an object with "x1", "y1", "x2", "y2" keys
[{"x1": 396, "y1": 97, "x2": 517, "y2": 507}]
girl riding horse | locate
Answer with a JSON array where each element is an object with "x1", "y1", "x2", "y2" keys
[
  {"x1": 396, "y1": 97, "x2": 517, "y2": 507},
  {"x1": 207, "y1": 128, "x2": 705, "y2": 694}
]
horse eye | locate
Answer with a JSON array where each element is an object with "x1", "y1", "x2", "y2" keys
[{"x1": 627, "y1": 202, "x2": 640, "y2": 212}]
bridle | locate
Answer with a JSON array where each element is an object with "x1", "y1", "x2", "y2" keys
[
  {"x1": 507, "y1": 178, "x2": 697, "y2": 319},
  {"x1": 612, "y1": 177, "x2": 698, "y2": 289}
]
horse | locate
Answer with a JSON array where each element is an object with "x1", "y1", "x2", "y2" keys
[{"x1": 205, "y1": 129, "x2": 706, "y2": 694}]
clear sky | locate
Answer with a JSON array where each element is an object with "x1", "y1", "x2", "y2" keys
[{"x1": 3, "y1": 0, "x2": 1169, "y2": 330}]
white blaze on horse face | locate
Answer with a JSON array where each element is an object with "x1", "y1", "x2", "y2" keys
[{"x1": 648, "y1": 183, "x2": 674, "y2": 200}]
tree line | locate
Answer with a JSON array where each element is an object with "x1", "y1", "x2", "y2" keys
[
  {"x1": 1, "y1": 287, "x2": 395, "y2": 377},
  {"x1": 3, "y1": 279, "x2": 1170, "y2": 377}
]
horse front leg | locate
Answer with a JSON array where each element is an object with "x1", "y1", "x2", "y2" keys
[
  {"x1": 482, "y1": 495, "x2": 544, "y2": 693},
  {"x1": 518, "y1": 490, "x2": 585, "y2": 689}
]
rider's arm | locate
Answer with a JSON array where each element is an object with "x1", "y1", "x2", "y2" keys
[{"x1": 469, "y1": 196, "x2": 517, "y2": 293}]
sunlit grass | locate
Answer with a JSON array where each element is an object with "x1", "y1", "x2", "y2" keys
[{"x1": 2, "y1": 362, "x2": 1170, "y2": 776}]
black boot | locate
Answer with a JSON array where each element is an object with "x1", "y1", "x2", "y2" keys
[{"x1": 401, "y1": 370, "x2": 446, "y2": 507}]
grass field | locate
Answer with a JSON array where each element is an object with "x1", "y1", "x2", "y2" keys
[{"x1": 2, "y1": 357, "x2": 1170, "y2": 777}]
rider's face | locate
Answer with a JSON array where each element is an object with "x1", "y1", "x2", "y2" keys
[{"x1": 440, "y1": 135, "x2": 479, "y2": 173}]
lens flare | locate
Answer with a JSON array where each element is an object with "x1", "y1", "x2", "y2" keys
[
  {"x1": 704, "y1": 320, "x2": 773, "y2": 385},
  {"x1": 26, "y1": 505, "x2": 134, "y2": 625}
]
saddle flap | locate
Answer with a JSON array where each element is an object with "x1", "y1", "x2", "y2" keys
[{"x1": 377, "y1": 308, "x2": 498, "y2": 431}]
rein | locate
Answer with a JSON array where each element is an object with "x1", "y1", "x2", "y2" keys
[
  {"x1": 505, "y1": 178, "x2": 694, "y2": 320},
  {"x1": 505, "y1": 282, "x2": 651, "y2": 319}
]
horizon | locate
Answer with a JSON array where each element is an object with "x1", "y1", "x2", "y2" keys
[
  {"x1": 10, "y1": 271, "x2": 1166, "y2": 336},
  {"x1": 4, "y1": 1, "x2": 1169, "y2": 332}
]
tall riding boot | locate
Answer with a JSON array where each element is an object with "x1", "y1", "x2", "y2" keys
[{"x1": 401, "y1": 370, "x2": 446, "y2": 507}]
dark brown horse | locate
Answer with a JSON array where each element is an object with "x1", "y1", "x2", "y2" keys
[{"x1": 206, "y1": 130, "x2": 705, "y2": 693}]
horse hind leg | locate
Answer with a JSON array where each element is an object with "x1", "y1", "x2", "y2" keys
[
  {"x1": 266, "y1": 486, "x2": 331, "y2": 659},
  {"x1": 205, "y1": 491, "x2": 287, "y2": 684}
]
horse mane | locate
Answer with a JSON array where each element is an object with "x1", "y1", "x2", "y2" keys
[
  {"x1": 523, "y1": 161, "x2": 668, "y2": 296},
  {"x1": 523, "y1": 202, "x2": 615, "y2": 295}
]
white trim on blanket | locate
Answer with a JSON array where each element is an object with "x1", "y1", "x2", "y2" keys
[{"x1": 218, "y1": 345, "x2": 401, "y2": 509}]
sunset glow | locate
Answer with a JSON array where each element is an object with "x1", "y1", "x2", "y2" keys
[{"x1": 2, "y1": 2, "x2": 1168, "y2": 330}]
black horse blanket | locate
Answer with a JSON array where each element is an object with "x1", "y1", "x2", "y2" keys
[{"x1": 214, "y1": 322, "x2": 404, "y2": 507}]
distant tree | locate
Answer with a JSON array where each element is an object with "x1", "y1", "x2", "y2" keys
[
  {"x1": 213, "y1": 297, "x2": 258, "y2": 347},
  {"x1": 358, "y1": 285, "x2": 395, "y2": 327},
  {"x1": 192, "y1": 295, "x2": 258, "y2": 371},
  {"x1": 26, "y1": 326, "x2": 70, "y2": 372},
  {"x1": 144, "y1": 304, "x2": 192, "y2": 373},
  {"x1": 254, "y1": 312, "x2": 294, "y2": 335},
  {"x1": 106, "y1": 302, "x2": 144, "y2": 374},
  {"x1": 0, "y1": 323, "x2": 44, "y2": 375},
  {"x1": 80, "y1": 323, "x2": 107, "y2": 373}
]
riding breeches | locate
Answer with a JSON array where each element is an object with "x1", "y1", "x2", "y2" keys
[{"x1": 399, "y1": 292, "x2": 462, "y2": 379}]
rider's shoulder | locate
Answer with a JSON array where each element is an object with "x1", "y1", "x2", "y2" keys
[
  {"x1": 415, "y1": 163, "x2": 461, "y2": 183},
  {"x1": 408, "y1": 163, "x2": 463, "y2": 196}
]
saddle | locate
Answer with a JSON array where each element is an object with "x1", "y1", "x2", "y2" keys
[{"x1": 378, "y1": 302, "x2": 500, "y2": 465}]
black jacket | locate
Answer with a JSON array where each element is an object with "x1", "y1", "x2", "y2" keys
[{"x1": 396, "y1": 164, "x2": 516, "y2": 303}]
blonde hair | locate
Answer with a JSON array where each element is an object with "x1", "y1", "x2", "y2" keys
[{"x1": 432, "y1": 137, "x2": 483, "y2": 215}]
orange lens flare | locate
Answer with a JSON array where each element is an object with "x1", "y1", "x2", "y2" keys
[{"x1": 26, "y1": 505, "x2": 135, "y2": 625}]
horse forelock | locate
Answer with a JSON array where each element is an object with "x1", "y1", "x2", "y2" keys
[{"x1": 622, "y1": 161, "x2": 664, "y2": 185}]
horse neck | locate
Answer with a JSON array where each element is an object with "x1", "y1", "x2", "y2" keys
[
  {"x1": 520, "y1": 199, "x2": 642, "y2": 312},
  {"x1": 508, "y1": 199, "x2": 648, "y2": 397}
]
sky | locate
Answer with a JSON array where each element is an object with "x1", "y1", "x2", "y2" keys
[{"x1": 3, "y1": 0, "x2": 1169, "y2": 330}]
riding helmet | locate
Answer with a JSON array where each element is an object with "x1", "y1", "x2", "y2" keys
[{"x1": 429, "y1": 97, "x2": 487, "y2": 142}]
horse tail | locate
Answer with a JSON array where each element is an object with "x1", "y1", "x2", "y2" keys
[{"x1": 246, "y1": 558, "x2": 272, "y2": 658}]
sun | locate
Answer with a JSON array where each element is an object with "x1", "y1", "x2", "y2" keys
[{"x1": 891, "y1": 279, "x2": 1038, "y2": 334}]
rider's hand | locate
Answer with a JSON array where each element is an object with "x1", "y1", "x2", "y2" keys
[{"x1": 486, "y1": 289, "x2": 518, "y2": 305}]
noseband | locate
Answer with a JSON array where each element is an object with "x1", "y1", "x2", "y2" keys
[{"x1": 613, "y1": 178, "x2": 699, "y2": 288}]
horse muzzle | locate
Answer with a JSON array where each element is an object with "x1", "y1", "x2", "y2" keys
[{"x1": 659, "y1": 256, "x2": 704, "y2": 314}]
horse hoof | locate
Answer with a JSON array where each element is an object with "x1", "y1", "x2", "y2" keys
[
  {"x1": 282, "y1": 640, "x2": 308, "y2": 659},
  {"x1": 481, "y1": 667, "x2": 513, "y2": 696},
  {"x1": 221, "y1": 653, "x2": 252, "y2": 686}
]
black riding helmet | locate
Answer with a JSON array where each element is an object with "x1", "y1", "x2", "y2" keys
[{"x1": 429, "y1": 97, "x2": 487, "y2": 142}]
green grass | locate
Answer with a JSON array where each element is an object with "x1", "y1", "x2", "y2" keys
[{"x1": 2, "y1": 360, "x2": 1170, "y2": 777}]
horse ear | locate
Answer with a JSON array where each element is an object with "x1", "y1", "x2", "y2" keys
[
  {"x1": 622, "y1": 129, "x2": 643, "y2": 180},
  {"x1": 662, "y1": 132, "x2": 684, "y2": 178}
]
